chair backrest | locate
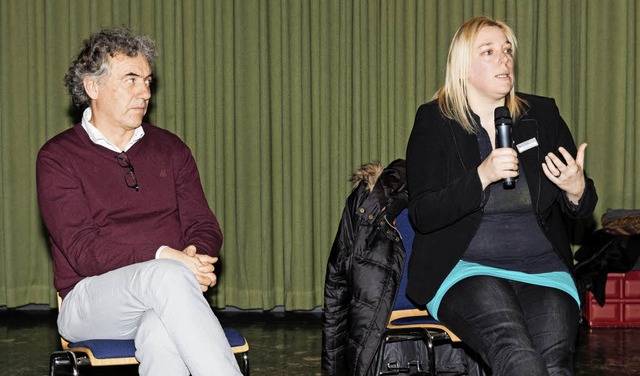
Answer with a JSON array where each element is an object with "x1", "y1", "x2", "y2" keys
[
  {"x1": 394, "y1": 208, "x2": 415, "y2": 311},
  {"x1": 388, "y1": 209, "x2": 463, "y2": 342}
]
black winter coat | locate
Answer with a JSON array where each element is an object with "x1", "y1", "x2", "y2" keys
[{"x1": 322, "y1": 159, "x2": 408, "y2": 375}]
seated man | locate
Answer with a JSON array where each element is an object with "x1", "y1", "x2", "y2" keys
[{"x1": 36, "y1": 27, "x2": 241, "y2": 376}]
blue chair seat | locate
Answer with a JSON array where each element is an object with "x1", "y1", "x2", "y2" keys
[
  {"x1": 390, "y1": 316, "x2": 442, "y2": 327},
  {"x1": 51, "y1": 294, "x2": 250, "y2": 374},
  {"x1": 67, "y1": 328, "x2": 247, "y2": 359},
  {"x1": 224, "y1": 328, "x2": 249, "y2": 349},
  {"x1": 53, "y1": 326, "x2": 249, "y2": 375},
  {"x1": 66, "y1": 339, "x2": 135, "y2": 360}
]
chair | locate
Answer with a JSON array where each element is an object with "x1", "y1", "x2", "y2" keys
[
  {"x1": 375, "y1": 208, "x2": 461, "y2": 376},
  {"x1": 49, "y1": 295, "x2": 250, "y2": 376}
]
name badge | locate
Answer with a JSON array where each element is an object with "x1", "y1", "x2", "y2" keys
[{"x1": 516, "y1": 138, "x2": 539, "y2": 153}]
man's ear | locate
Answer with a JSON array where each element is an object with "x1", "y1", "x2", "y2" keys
[{"x1": 83, "y1": 77, "x2": 100, "y2": 100}]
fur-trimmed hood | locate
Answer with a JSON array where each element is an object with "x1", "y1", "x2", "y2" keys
[{"x1": 350, "y1": 161, "x2": 384, "y2": 192}]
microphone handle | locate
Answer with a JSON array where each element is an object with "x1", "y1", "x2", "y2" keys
[
  {"x1": 503, "y1": 173, "x2": 516, "y2": 189},
  {"x1": 495, "y1": 123, "x2": 516, "y2": 189}
]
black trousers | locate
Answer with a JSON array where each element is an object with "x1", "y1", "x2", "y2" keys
[{"x1": 438, "y1": 276, "x2": 580, "y2": 376}]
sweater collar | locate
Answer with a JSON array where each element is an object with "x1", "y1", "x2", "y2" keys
[{"x1": 81, "y1": 107, "x2": 145, "y2": 153}]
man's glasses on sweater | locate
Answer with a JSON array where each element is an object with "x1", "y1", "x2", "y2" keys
[{"x1": 115, "y1": 152, "x2": 139, "y2": 191}]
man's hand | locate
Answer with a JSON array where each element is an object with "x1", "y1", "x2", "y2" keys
[
  {"x1": 160, "y1": 245, "x2": 218, "y2": 292},
  {"x1": 183, "y1": 245, "x2": 218, "y2": 291}
]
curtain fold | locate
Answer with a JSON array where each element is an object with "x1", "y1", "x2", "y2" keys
[{"x1": 1, "y1": 0, "x2": 639, "y2": 309}]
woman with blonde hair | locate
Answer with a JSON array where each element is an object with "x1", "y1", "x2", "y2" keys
[{"x1": 406, "y1": 16, "x2": 597, "y2": 375}]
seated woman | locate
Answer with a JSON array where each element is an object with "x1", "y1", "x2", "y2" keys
[{"x1": 405, "y1": 16, "x2": 598, "y2": 376}]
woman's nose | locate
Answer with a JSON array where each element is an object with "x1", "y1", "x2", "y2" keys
[{"x1": 498, "y1": 54, "x2": 511, "y2": 68}]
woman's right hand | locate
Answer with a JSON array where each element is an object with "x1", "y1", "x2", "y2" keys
[{"x1": 477, "y1": 148, "x2": 519, "y2": 190}]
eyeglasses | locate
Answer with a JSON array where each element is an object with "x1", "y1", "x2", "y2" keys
[{"x1": 115, "y1": 152, "x2": 139, "y2": 191}]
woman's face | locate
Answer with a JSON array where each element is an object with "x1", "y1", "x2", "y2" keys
[{"x1": 466, "y1": 26, "x2": 514, "y2": 105}]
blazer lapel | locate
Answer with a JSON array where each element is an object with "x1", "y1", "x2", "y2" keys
[{"x1": 448, "y1": 120, "x2": 482, "y2": 170}]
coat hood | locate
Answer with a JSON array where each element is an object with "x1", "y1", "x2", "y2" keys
[{"x1": 351, "y1": 161, "x2": 384, "y2": 192}]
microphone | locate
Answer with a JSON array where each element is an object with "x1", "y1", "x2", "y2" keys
[{"x1": 494, "y1": 106, "x2": 516, "y2": 189}]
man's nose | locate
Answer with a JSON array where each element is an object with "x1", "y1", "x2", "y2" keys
[{"x1": 138, "y1": 82, "x2": 151, "y2": 100}]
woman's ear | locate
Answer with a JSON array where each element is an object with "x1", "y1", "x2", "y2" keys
[{"x1": 83, "y1": 77, "x2": 100, "y2": 100}]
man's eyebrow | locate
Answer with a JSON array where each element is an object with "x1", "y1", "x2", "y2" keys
[{"x1": 124, "y1": 72, "x2": 153, "y2": 79}]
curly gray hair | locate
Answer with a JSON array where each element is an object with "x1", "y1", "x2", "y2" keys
[{"x1": 64, "y1": 27, "x2": 157, "y2": 108}]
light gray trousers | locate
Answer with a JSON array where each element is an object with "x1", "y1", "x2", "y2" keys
[{"x1": 58, "y1": 259, "x2": 242, "y2": 376}]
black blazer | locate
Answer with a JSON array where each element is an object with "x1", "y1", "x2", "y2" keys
[{"x1": 405, "y1": 93, "x2": 598, "y2": 305}]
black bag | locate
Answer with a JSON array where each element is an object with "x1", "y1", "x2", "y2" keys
[
  {"x1": 574, "y1": 230, "x2": 640, "y2": 306},
  {"x1": 379, "y1": 339, "x2": 488, "y2": 375}
]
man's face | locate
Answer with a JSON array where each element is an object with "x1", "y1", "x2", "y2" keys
[{"x1": 89, "y1": 53, "x2": 153, "y2": 132}]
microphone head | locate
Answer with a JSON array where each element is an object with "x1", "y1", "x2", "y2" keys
[{"x1": 494, "y1": 106, "x2": 512, "y2": 126}]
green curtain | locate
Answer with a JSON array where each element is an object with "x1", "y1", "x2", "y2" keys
[{"x1": 1, "y1": 0, "x2": 639, "y2": 310}]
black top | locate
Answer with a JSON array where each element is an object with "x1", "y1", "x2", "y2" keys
[{"x1": 462, "y1": 125, "x2": 566, "y2": 273}]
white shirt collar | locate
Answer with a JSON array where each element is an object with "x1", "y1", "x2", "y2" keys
[{"x1": 81, "y1": 108, "x2": 145, "y2": 152}]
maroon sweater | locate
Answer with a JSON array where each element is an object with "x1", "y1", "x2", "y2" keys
[{"x1": 36, "y1": 123, "x2": 222, "y2": 298}]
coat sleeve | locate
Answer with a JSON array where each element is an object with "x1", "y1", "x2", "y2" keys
[{"x1": 322, "y1": 185, "x2": 365, "y2": 375}]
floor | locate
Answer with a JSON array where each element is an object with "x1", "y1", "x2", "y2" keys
[{"x1": 1, "y1": 308, "x2": 639, "y2": 375}]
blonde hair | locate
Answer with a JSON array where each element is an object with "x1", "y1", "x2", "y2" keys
[{"x1": 434, "y1": 16, "x2": 527, "y2": 133}]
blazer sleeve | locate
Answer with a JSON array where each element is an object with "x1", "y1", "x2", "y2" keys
[
  {"x1": 543, "y1": 98, "x2": 598, "y2": 219},
  {"x1": 406, "y1": 104, "x2": 485, "y2": 234}
]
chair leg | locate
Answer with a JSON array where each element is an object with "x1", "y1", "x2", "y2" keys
[
  {"x1": 49, "y1": 351, "x2": 80, "y2": 376},
  {"x1": 424, "y1": 334, "x2": 436, "y2": 376},
  {"x1": 377, "y1": 329, "x2": 435, "y2": 375},
  {"x1": 241, "y1": 351, "x2": 250, "y2": 376}
]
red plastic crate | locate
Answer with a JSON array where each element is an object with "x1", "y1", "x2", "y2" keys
[{"x1": 584, "y1": 271, "x2": 640, "y2": 327}]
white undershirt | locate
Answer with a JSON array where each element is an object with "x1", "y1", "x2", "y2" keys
[{"x1": 80, "y1": 108, "x2": 145, "y2": 152}]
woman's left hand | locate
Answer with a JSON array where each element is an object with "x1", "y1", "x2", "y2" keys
[{"x1": 542, "y1": 143, "x2": 588, "y2": 205}]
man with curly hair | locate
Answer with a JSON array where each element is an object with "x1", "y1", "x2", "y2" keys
[{"x1": 36, "y1": 27, "x2": 241, "y2": 375}]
